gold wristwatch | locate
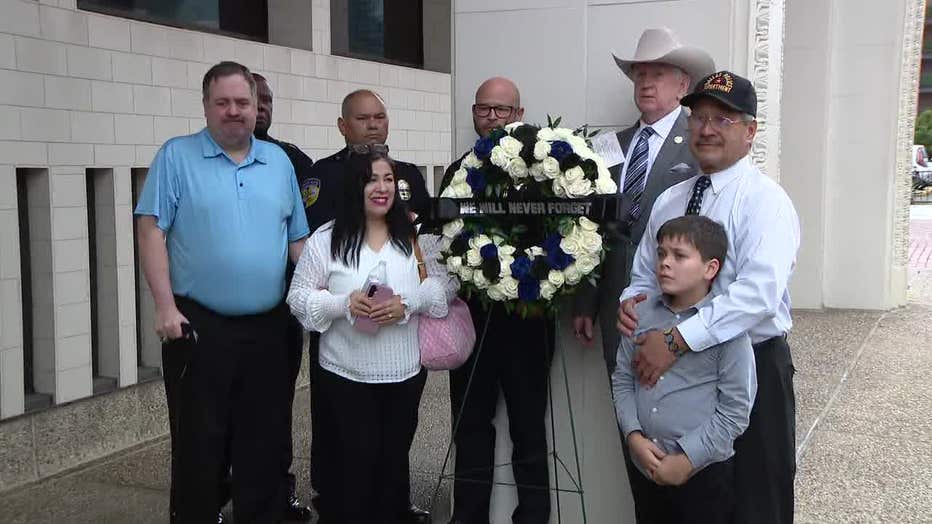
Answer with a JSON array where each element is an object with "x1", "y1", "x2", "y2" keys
[{"x1": 663, "y1": 327, "x2": 689, "y2": 358}]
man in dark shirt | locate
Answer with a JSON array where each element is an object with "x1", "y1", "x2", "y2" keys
[
  {"x1": 441, "y1": 77, "x2": 555, "y2": 524},
  {"x1": 302, "y1": 88, "x2": 431, "y2": 524}
]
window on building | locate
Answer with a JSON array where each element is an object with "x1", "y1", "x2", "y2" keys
[
  {"x1": 78, "y1": 0, "x2": 269, "y2": 43},
  {"x1": 331, "y1": 0, "x2": 450, "y2": 73}
]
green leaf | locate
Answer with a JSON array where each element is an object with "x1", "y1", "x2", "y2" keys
[{"x1": 553, "y1": 116, "x2": 562, "y2": 128}]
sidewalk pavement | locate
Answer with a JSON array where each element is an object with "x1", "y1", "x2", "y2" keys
[{"x1": 1, "y1": 218, "x2": 931, "y2": 523}]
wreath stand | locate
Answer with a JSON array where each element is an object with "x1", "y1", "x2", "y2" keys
[{"x1": 429, "y1": 305, "x2": 589, "y2": 524}]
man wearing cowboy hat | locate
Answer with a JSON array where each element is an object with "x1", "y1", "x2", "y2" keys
[{"x1": 573, "y1": 27, "x2": 715, "y2": 376}]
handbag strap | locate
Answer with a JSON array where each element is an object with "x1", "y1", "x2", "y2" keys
[{"x1": 412, "y1": 236, "x2": 428, "y2": 282}]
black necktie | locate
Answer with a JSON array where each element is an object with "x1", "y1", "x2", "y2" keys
[
  {"x1": 685, "y1": 176, "x2": 711, "y2": 215},
  {"x1": 622, "y1": 127, "x2": 654, "y2": 220}
]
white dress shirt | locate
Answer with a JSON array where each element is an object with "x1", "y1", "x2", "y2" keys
[
  {"x1": 618, "y1": 106, "x2": 683, "y2": 192},
  {"x1": 621, "y1": 155, "x2": 800, "y2": 350}
]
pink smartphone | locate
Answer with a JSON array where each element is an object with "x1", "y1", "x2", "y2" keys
[{"x1": 354, "y1": 283, "x2": 394, "y2": 335}]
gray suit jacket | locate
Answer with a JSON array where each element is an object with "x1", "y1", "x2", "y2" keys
[{"x1": 572, "y1": 110, "x2": 699, "y2": 370}]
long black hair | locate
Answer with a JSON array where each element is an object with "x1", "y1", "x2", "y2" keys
[{"x1": 330, "y1": 150, "x2": 415, "y2": 267}]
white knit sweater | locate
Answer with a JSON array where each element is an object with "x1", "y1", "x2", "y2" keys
[{"x1": 287, "y1": 222, "x2": 458, "y2": 383}]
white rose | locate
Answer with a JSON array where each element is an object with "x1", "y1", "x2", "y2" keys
[
  {"x1": 548, "y1": 270, "x2": 565, "y2": 288},
  {"x1": 554, "y1": 127, "x2": 575, "y2": 140},
  {"x1": 564, "y1": 166, "x2": 585, "y2": 183},
  {"x1": 565, "y1": 178, "x2": 594, "y2": 198},
  {"x1": 451, "y1": 168, "x2": 468, "y2": 183},
  {"x1": 469, "y1": 234, "x2": 492, "y2": 250},
  {"x1": 577, "y1": 216, "x2": 599, "y2": 232},
  {"x1": 459, "y1": 266, "x2": 474, "y2": 281},
  {"x1": 498, "y1": 255, "x2": 515, "y2": 277},
  {"x1": 542, "y1": 157, "x2": 560, "y2": 179},
  {"x1": 567, "y1": 135, "x2": 588, "y2": 153},
  {"x1": 487, "y1": 285, "x2": 506, "y2": 301},
  {"x1": 551, "y1": 179, "x2": 567, "y2": 198},
  {"x1": 540, "y1": 281, "x2": 557, "y2": 301},
  {"x1": 537, "y1": 128, "x2": 558, "y2": 142},
  {"x1": 527, "y1": 246, "x2": 544, "y2": 258},
  {"x1": 500, "y1": 136, "x2": 524, "y2": 157},
  {"x1": 560, "y1": 235, "x2": 584, "y2": 257},
  {"x1": 446, "y1": 256, "x2": 463, "y2": 272},
  {"x1": 465, "y1": 248, "x2": 482, "y2": 267},
  {"x1": 442, "y1": 219, "x2": 464, "y2": 239},
  {"x1": 490, "y1": 145, "x2": 510, "y2": 168},
  {"x1": 440, "y1": 236, "x2": 453, "y2": 252},
  {"x1": 504, "y1": 122, "x2": 524, "y2": 133},
  {"x1": 564, "y1": 264, "x2": 583, "y2": 285},
  {"x1": 580, "y1": 230, "x2": 602, "y2": 254},
  {"x1": 453, "y1": 182, "x2": 474, "y2": 198},
  {"x1": 575, "y1": 254, "x2": 599, "y2": 274},
  {"x1": 499, "y1": 276, "x2": 520, "y2": 299},
  {"x1": 595, "y1": 175, "x2": 617, "y2": 194},
  {"x1": 498, "y1": 244, "x2": 516, "y2": 256},
  {"x1": 473, "y1": 271, "x2": 490, "y2": 289},
  {"x1": 506, "y1": 157, "x2": 528, "y2": 180},
  {"x1": 529, "y1": 163, "x2": 548, "y2": 182},
  {"x1": 440, "y1": 185, "x2": 456, "y2": 198},
  {"x1": 462, "y1": 152, "x2": 483, "y2": 169},
  {"x1": 533, "y1": 140, "x2": 551, "y2": 160}
]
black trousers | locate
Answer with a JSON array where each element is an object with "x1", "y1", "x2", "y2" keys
[
  {"x1": 220, "y1": 317, "x2": 304, "y2": 510},
  {"x1": 733, "y1": 335, "x2": 796, "y2": 524},
  {"x1": 449, "y1": 305, "x2": 554, "y2": 524},
  {"x1": 163, "y1": 297, "x2": 290, "y2": 524},
  {"x1": 307, "y1": 333, "x2": 329, "y2": 516},
  {"x1": 315, "y1": 366, "x2": 427, "y2": 523},
  {"x1": 628, "y1": 458, "x2": 736, "y2": 524}
]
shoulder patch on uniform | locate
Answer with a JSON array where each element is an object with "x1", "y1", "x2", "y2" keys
[
  {"x1": 301, "y1": 177, "x2": 321, "y2": 208},
  {"x1": 397, "y1": 179, "x2": 412, "y2": 201}
]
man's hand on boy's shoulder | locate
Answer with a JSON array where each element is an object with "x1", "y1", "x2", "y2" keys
[
  {"x1": 652, "y1": 453, "x2": 694, "y2": 486},
  {"x1": 627, "y1": 431, "x2": 666, "y2": 478}
]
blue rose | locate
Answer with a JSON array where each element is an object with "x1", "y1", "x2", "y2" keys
[
  {"x1": 549, "y1": 140, "x2": 573, "y2": 161},
  {"x1": 473, "y1": 136, "x2": 495, "y2": 160},
  {"x1": 510, "y1": 256, "x2": 532, "y2": 279},
  {"x1": 518, "y1": 277, "x2": 541, "y2": 302},
  {"x1": 543, "y1": 233, "x2": 574, "y2": 270},
  {"x1": 479, "y1": 243, "x2": 498, "y2": 260},
  {"x1": 465, "y1": 168, "x2": 487, "y2": 194}
]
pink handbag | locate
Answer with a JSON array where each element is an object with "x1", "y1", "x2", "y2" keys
[{"x1": 413, "y1": 238, "x2": 476, "y2": 370}]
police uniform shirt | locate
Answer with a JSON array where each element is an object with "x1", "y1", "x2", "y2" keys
[
  {"x1": 261, "y1": 135, "x2": 315, "y2": 197},
  {"x1": 303, "y1": 147, "x2": 431, "y2": 234}
]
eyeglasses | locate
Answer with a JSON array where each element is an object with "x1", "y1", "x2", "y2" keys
[
  {"x1": 472, "y1": 104, "x2": 516, "y2": 118},
  {"x1": 348, "y1": 143, "x2": 390, "y2": 155},
  {"x1": 687, "y1": 114, "x2": 753, "y2": 131}
]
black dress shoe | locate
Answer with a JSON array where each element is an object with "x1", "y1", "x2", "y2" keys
[
  {"x1": 405, "y1": 503, "x2": 431, "y2": 524},
  {"x1": 283, "y1": 494, "x2": 313, "y2": 522}
]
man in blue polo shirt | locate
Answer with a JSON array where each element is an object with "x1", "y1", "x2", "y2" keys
[{"x1": 135, "y1": 61, "x2": 309, "y2": 524}]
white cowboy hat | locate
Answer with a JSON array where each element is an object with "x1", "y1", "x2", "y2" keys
[{"x1": 612, "y1": 28, "x2": 715, "y2": 88}]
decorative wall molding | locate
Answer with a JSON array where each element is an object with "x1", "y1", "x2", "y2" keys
[
  {"x1": 749, "y1": 0, "x2": 785, "y2": 181},
  {"x1": 893, "y1": 0, "x2": 925, "y2": 271}
]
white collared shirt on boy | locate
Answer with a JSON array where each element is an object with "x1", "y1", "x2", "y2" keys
[{"x1": 621, "y1": 155, "x2": 800, "y2": 350}]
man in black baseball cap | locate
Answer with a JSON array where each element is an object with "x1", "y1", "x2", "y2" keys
[{"x1": 618, "y1": 69, "x2": 800, "y2": 524}]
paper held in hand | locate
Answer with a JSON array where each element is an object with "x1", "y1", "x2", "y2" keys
[{"x1": 590, "y1": 131, "x2": 626, "y2": 168}]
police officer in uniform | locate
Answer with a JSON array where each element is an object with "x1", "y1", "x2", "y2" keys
[{"x1": 303, "y1": 88, "x2": 431, "y2": 524}]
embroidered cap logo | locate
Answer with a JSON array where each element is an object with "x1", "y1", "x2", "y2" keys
[{"x1": 704, "y1": 72, "x2": 734, "y2": 94}]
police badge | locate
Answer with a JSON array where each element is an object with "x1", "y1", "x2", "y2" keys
[{"x1": 397, "y1": 179, "x2": 411, "y2": 201}]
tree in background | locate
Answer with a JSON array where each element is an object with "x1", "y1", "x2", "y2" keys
[{"x1": 915, "y1": 109, "x2": 932, "y2": 150}]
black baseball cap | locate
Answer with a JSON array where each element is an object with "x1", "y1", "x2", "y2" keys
[{"x1": 681, "y1": 71, "x2": 757, "y2": 118}]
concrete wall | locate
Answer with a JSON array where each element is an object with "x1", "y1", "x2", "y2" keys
[
  {"x1": 781, "y1": 0, "x2": 914, "y2": 309},
  {"x1": 453, "y1": 0, "x2": 756, "y2": 154},
  {"x1": 0, "y1": 0, "x2": 451, "y2": 421}
]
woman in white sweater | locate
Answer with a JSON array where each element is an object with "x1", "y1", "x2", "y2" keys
[{"x1": 287, "y1": 147, "x2": 454, "y2": 523}]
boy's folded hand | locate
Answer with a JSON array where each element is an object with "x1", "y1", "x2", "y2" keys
[
  {"x1": 627, "y1": 432, "x2": 666, "y2": 478},
  {"x1": 652, "y1": 453, "x2": 693, "y2": 486}
]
